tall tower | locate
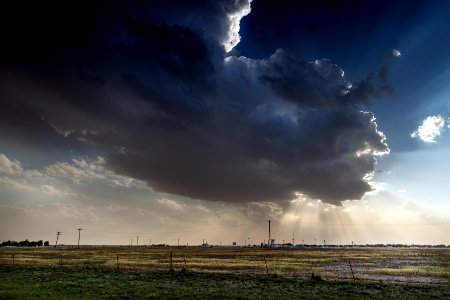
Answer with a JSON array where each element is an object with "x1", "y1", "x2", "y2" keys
[
  {"x1": 55, "y1": 232, "x2": 61, "y2": 247},
  {"x1": 77, "y1": 228, "x2": 82, "y2": 248}
]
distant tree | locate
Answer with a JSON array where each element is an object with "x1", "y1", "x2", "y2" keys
[
  {"x1": 44, "y1": 241, "x2": 49, "y2": 246},
  {"x1": 18, "y1": 239, "x2": 29, "y2": 247},
  {"x1": 29, "y1": 240, "x2": 41, "y2": 247},
  {"x1": 1, "y1": 239, "x2": 47, "y2": 247}
]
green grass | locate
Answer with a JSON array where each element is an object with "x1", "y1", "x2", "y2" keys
[
  {"x1": 370, "y1": 266, "x2": 450, "y2": 278},
  {"x1": 1, "y1": 247, "x2": 449, "y2": 283},
  {"x1": 1, "y1": 265, "x2": 450, "y2": 299}
]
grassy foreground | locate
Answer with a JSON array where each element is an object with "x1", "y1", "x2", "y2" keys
[
  {"x1": 1, "y1": 246, "x2": 449, "y2": 284},
  {"x1": 1, "y1": 265, "x2": 450, "y2": 299}
]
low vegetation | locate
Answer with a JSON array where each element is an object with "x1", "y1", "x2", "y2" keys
[
  {"x1": 1, "y1": 247, "x2": 449, "y2": 298},
  {"x1": 1, "y1": 265, "x2": 450, "y2": 299}
]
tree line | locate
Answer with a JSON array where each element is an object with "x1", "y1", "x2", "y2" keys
[{"x1": 1, "y1": 239, "x2": 50, "y2": 247}]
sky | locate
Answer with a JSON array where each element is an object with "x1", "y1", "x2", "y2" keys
[{"x1": 1, "y1": 0, "x2": 449, "y2": 246}]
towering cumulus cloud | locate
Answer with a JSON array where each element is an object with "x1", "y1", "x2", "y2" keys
[{"x1": 0, "y1": 0, "x2": 389, "y2": 205}]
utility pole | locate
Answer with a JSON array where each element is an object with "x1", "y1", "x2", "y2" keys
[
  {"x1": 55, "y1": 232, "x2": 61, "y2": 248},
  {"x1": 136, "y1": 236, "x2": 139, "y2": 246},
  {"x1": 77, "y1": 228, "x2": 82, "y2": 248},
  {"x1": 268, "y1": 220, "x2": 271, "y2": 246},
  {"x1": 292, "y1": 232, "x2": 295, "y2": 245}
]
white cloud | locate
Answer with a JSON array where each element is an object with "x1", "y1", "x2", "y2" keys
[
  {"x1": 0, "y1": 176, "x2": 34, "y2": 191},
  {"x1": 392, "y1": 49, "x2": 401, "y2": 57},
  {"x1": 411, "y1": 115, "x2": 446, "y2": 143},
  {"x1": 0, "y1": 154, "x2": 23, "y2": 175},
  {"x1": 40, "y1": 184, "x2": 75, "y2": 197},
  {"x1": 157, "y1": 198, "x2": 184, "y2": 211},
  {"x1": 45, "y1": 157, "x2": 146, "y2": 189},
  {"x1": 223, "y1": 0, "x2": 252, "y2": 52},
  {"x1": 0, "y1": 153, "x2": 148, "y2": 198},
  {"x1": 45, "y1": 160, "x2": 104, "y2": 182}
]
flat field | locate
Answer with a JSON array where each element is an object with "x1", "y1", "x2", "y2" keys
[{"x1": 0, "y1": 247, "x2": 449, "y2": 299}]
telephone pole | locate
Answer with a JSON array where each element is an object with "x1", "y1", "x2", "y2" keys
[
  {"x1": 268, "y1": 220, "x2": 271, "y2": 246},
  {"x1": 55, "y1": 232, "x2": 61, "y2": 247},
  {"x1": 136, "y1": 236, "x2": 139, "y2": 246},
  {"x1": 77, "y1": 228, "x2": 82, "y2": 248}
]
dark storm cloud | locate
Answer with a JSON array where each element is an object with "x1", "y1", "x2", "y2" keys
[
  {"x1": 258, "y1": 49, "x2": 394, "y2": 109},
  {"x1": 0, "y1": 0, "x2": 390, "y2": 205},
  {"x1": 259, "y1": 50, "x2": 352, "y2": 109}
]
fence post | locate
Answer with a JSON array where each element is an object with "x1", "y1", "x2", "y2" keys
[
  {"x1": 117, "y1": 254, "x2": 119, "y2": 270},
  {"x1": 12, "y1": 254, "x2": 14, "y2": 265},
  {"x1": 264, "y1": 257, "x2": 269, "y2": 275},
  {"x1": 170, "y1": 251, "x2": 173, "y2": 271},
  {"x1": 348, "y1": 260, "x2": 355, "y2": 281}
]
